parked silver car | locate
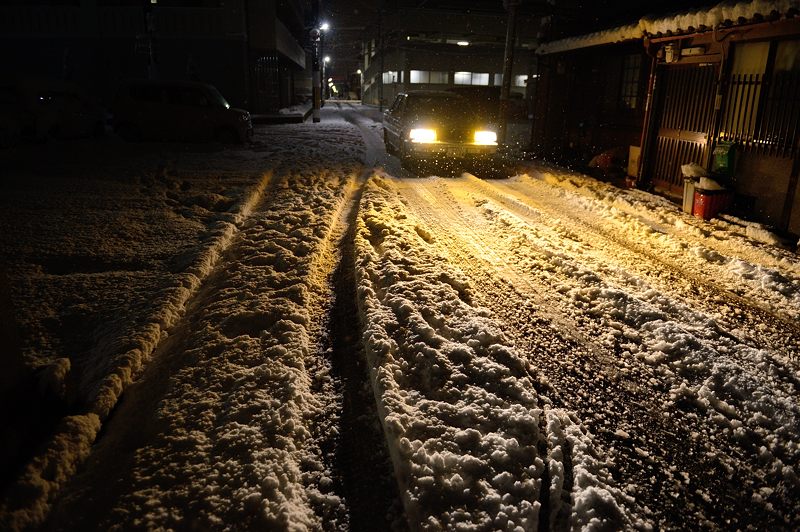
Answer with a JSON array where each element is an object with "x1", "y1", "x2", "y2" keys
[{"x1": 113, "y1": 80, "x2": 252, "y2": 143}]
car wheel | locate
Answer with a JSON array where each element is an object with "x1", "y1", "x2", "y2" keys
[
  {"x1": 384, "y1": 130, "x2": 394, "y2": 154},
  {"x1": 399, "y1": 143, "x2": 419, "y2": 173},
  {"x1": 215, "y1": 127, "x2": 240, "y2": 145}
]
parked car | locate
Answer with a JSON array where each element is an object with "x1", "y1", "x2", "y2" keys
[
  {"x1": 113, "y1": 80, "x2": 252, "y2": 143},
  {"x1": 0, "y1": 80, "x2": 105, "y2": 144},
  {"x1": 383, "y1": 90, "x2": 499, "y2": 170}
]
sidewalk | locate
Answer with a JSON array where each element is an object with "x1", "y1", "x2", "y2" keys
[{"x1": 251, "y1": 102, "x2": 313, "y2": 124}]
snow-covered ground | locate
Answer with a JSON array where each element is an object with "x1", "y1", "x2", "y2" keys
[{"x1": 1, "y1": 104, "x2": 798, "y2": 530}]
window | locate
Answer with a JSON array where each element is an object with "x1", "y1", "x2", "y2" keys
[
  {"x1": 494, "y1": 73, "x2": 503, "y2": 85},
  {"x1": 430, "y1": 71, "x2": 448, "y2": 84},
  {"x1": 455, "y1": 72, "x2": 489, "y2": 86},
  {"x1": 620, "y1": 54, "x2": 641, "y2": 110},
  {"x1": 514, "y1": 75, "x2": 528, "y2": 87},
  {"x1": 167, "y1": 87, "x2": 208, "y2": 106},
  {"x1": 454, "y1": 72, "x2": 472, "y2": 85},
  {"x1": 719, "y1": 39, "x2": 800, "y2": 157},
  {"x1": 388, "y1": 94, "x2": 406, "y2": 114},
  {"x1": 472, "y1": 73, "x2": 489, "y2": 86},
  {"x1": 410, "y1": 70, "x2": 448, "y2": 84},
  {"x1": 410, "y1": 70, "x2": 427, "y2": 83},
  {"x1": 382, "y1": 71, "x2": 398, "y2": 84}
]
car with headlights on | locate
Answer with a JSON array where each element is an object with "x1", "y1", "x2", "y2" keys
[{"x1": 383, "y1": 91, "x2": 498, "y2": 170}]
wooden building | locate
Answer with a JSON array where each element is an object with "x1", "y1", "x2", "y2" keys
[{"x1": 533, "y1": 1, "x2": 800, "y2": 237}]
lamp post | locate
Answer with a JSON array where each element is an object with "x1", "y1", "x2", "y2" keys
[
  {"x1": 357, "y1": 69, "x2": 363, "y2": 102},
  {"x1": 499, "y1": 0, "x2": 520, "y2": 147},
  {"x1": 323, "y1": 56, "x2": 330, "y2": 102},
  {"x1": 310, "y1": 21, "x2": 329, "y2": 123}
]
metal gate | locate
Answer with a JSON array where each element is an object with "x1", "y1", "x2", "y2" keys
[{"x1": 649, "y1": 64, "x2": 718, "y2": 194}]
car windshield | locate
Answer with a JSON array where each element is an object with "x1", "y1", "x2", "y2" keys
[
  {"x1": 207, "y1": 86, "x2": 231, "y2": 109},
  {"x1": 406, "y1": 95, "x2": 468, "y2": 118}
]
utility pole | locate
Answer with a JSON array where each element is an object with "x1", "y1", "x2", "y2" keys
[
  {"x1": 499, "y1": 0, "x2": 520, "y2": 146},
  {"x1": 320, "y1": 34, "x2": 326, "y2": 108},
  {"x1": 378, "y1": 5, "x2": 384, "y2": 112},
  {"x1": 311, "y1": 1, "x2": 321, "y2": 122}
]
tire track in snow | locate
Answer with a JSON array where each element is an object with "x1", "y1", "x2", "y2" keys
[
  {"x1": 432, "y1": 174, "x2": 794, "y2": 523},
  {"x1": 391, "y1": 176, "x2": 797, "y2": 529},
  {"x1": 378, "y1": 177, "x2": 647, "y2": 530},
  {"x1": 0, "y1": 171, "x2": 272, "y2": 531},
  {"x1": 42, "y1": 153, "x2": 376, "y2": 529},
  {"x1": 306, "y1": 168, "x2": 403, "y2": 531}
]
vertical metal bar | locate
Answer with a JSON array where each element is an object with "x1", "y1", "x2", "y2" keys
[
  {"x1": 720, "y1": 73, "x2": 731, "y2": 142},
  {"x1": 667, "y1": 69, "x2": 678, "y2": 130},
  {"x1": 733, "y1": 74, "x2": 744, "y2": 142},
  {"x1": 773, "y1": 70, "x2": 789, "y2": 157},
  {"x1": 679, "y1": 68, "x2": 690, "y2": 131},
  {"x1": 687, "y1": 68, "x2": 698, "y2": 132},
  {"x1": 763, "y1": 73, "x2": 778, "y2": 155},
  {"x1": 701, "y1": 66, "x2": 714, "y2": 151},
  {"x1": 753, "y1": 73, "x2": 766, "y2": 155},
  {"x1": 743, "y1": 73, "x2": 755, "y2": 149},
  {"x1": 752, "y1": 42, "x2": 777, "y2": 155}
]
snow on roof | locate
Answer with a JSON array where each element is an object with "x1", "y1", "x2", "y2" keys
[{"x1": 536, "y1": 0, "x2": 800, "y2": 55}]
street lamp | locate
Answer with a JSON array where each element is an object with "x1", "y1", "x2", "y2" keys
[{"x1": 357, "y1": 69, "x2": 363, "y2": 102}]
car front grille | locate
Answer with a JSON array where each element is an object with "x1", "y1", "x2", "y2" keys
[{"x1": 438, "y1": 126, "x2": 471, "y2": 143}]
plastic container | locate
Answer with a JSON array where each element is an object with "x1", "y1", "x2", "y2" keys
[
  {"x1": 693, "y1": 188, "x2": 732, "y2": 220},
  {"x1": 682, "y1": 179, "x2": 696, "y2": 214}
]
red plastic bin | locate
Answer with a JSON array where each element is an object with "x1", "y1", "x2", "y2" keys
[{"x1": 692, "y1": 188, "x2": 732, "y2": 220}]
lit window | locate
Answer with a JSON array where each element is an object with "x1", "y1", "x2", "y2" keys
[
  {"x1": 455, "y1": 72, "x2": 489, "y2": 86},
  {"x1": 514, "y1": 75, "x2": 528, "y2": 87},
  {"x1": 410, "y1": 70, "x2": 427, "y2": 83},
  {"x1": 382, "y1": 71, "x2": 398, "y2": 84},
  {"x1": 494, "y1": 73, "x2": 503, "y2": 85},
  {"x1": 454, "y1": 71, "x2": 472, "y2": 85},
  {"x1": 472, "y1": 73, "x2": 489, "y2": 86}
]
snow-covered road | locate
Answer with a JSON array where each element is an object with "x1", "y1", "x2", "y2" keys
[{"x1": 1, "y1": 103, "x2": 798, "y2": 530}]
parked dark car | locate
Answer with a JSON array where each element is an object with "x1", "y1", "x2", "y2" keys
[
  {"x1": 0, "y1": 80, "x2": 105, "y2": 145},
  {"x1": 113, "y1": 80, "x2": 252, "y2": 143},
  {"x1": 383, "y1": 90, "x2": 499, "y2": 170}
]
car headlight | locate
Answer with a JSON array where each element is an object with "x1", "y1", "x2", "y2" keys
[
  {"x1": 409, "y1": 128, "x2": 436, "y2": 143},
  {"x1": 474, "y1": 130, "x2": 497, "y2": 145}
]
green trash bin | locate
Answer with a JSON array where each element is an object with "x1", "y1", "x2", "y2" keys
[{"x1": 712, "y1": 141, "x2": 735, "y2": 178}]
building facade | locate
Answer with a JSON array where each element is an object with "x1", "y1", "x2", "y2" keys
[
  {"x1": 0, "y1": 0, "x2": 311, "y2": 113},
  {"x1": 533, "y1": 2, "x2": 800, "y2": 237}
]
